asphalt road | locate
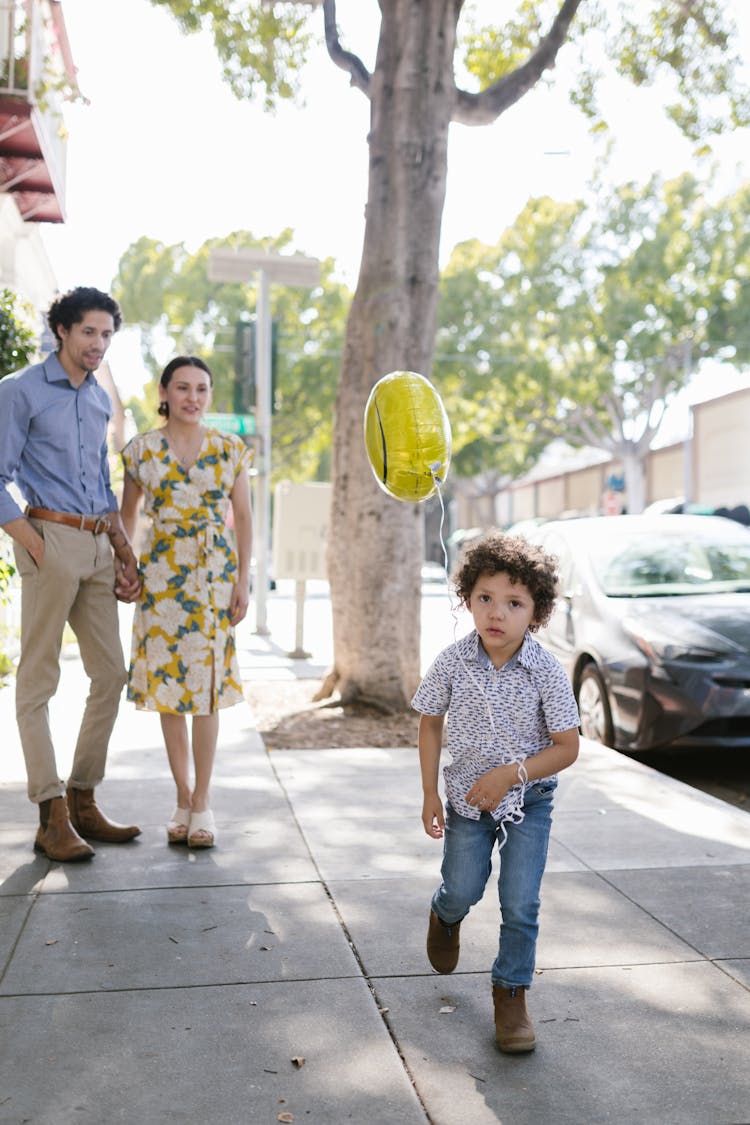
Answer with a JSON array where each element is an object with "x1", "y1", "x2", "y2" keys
[{"x1": 636, "y1": 747, "x2": 750, "y2": 813}]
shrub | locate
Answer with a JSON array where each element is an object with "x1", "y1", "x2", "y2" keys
[{"x1": 0, "y1": 287, "x2": 35, "y2": 379}]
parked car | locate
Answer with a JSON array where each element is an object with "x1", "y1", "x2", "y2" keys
[
  {"x1": 522, "y1": 515, "x2": 750, "y2": 752},
  {"x1": 644, "y1": 497, "x2": 750, "y2": 525}
]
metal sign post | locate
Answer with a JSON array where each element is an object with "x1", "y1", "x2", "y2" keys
[
  {"x1": 254, "y1": 268, "x2": 272, "y2": 633},
  {"x1": 208, "y1": 249, "x2": 320, "y2": 637}
]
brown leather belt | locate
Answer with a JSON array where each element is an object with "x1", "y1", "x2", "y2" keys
[{"x1": 26, "y1": 506, "x2": 111, "y2": 535}]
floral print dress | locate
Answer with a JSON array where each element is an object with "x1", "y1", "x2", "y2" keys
[{"x1": 122, "y1": 428, "x2": 252, "y2": 715}]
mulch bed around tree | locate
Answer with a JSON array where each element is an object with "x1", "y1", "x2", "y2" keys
[{"x1": 244, "y1": 678, "x2": 419, "y2": 750}]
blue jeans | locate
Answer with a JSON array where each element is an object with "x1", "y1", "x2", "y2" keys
[{"x1": 431, "y1": 780, "x2": 556, "y2": 989}]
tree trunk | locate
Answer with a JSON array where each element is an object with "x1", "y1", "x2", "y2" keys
[
  {"x1": 622, "y1": 447, "x2": 647, "y2": 514},
  {"x1": 326, "y1": 1, "x2": 458, "y2": 709}
]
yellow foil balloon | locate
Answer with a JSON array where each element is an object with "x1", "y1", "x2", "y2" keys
[{"x1": 363, "y1": 370, "x2": 452, "y2": 502}]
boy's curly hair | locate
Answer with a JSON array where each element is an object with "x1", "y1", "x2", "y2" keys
[{"x1": 452, "y1": 530, "x2": 559, "y2": 631}]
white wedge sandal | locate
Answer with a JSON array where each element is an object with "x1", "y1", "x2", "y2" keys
[
  {"x1": 166, "y1": 807, "x2": 191, "y2": 845},
  {"x1": 188, "y1": 809, "x2": 216, "y2": 848}
]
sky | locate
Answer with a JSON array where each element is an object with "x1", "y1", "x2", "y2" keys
[{"x1": 39, "y1": 0, "x2": 750, "y2": 398}]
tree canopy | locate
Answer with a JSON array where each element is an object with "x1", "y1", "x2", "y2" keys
[
  {"x1": 436, "y1": 172, "x2": 750, "y2": 512},
  {"x1": 112, "y1": 230, "x2": 351, "y2": 482}
]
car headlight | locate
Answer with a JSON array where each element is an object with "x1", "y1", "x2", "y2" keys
[{"x1": 621, "y1": 614, "x2": 742, "y2": 664}]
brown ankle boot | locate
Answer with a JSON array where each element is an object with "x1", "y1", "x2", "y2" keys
[
  {"x1": 426, "y1": 910, "x2": 461, "y2": 973},
  {"x1": 492, "y1": 985, "x2": 536, "y2": 1053},
  {"x1": 34, "y1": 797, "x2": 95, "y2": 862},
  {"x1": 67, "y1": 788, "x2": 141, "y2": 843}
]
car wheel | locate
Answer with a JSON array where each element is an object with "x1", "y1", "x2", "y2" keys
[{"x1": 578, "y1": 664, "x2": 615, "y2": 747}]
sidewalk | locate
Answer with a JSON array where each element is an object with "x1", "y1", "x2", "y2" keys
[{"x1": 1, "y1": 586, "x2": 749, "y2": 1125}]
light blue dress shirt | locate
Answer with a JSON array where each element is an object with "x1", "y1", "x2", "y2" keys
[{"x1": 0, "y1": 352, "x2": 118, "y2": 526}]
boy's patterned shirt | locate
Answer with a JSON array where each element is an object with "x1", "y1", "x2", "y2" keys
[{"x1": 411, "y1": 630, "x2": 580, "y2": 821}]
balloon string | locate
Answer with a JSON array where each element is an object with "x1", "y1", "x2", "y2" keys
[{"x1": 431, "y1": 472, "x2": 450, "y2": 581}]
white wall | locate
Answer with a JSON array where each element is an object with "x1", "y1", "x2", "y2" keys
[
  {"x1": 693, "y1": 390, "x2": 750, "y2": 508},
  {"x1": 0, "y1": 195, "x2": 58, "y2": 319},
  {"x1": 460, "y1": 384, "x2": 750, "y2": 529}
]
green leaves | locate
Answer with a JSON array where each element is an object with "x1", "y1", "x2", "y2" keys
[
  {"x1": 460, "y1": 1, "x2": 544, "y2": 88},
  {"x1": 113, "y1": 230, "x2": 350, "y2": 482},
  {"x1": 148, "y1": 0, "x2": 315, "y2": 109},
  {"x1": 595, "y1": 1, "x2": 750, "y2": 142},
  {"x1": 435, "y1": 172, "x2": 750, "y2": 482},
  {"x1": 0, "y1": 289, "x2": 35, "y2": 381}
]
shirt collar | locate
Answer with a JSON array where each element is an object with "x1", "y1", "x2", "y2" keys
[
  {"x1": 467, "y1": 628, "x2": 541, "y2": 671},
  {"x1": 42, "y1": 351, "x2": 94, "y2": 387}
]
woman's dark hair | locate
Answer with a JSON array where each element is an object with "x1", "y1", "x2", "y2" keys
[
  {"x1": 47, "y1": 287, "x2": 122, "y2": 345},
  {"x1": 157, "y1": 355, "x2": 213, "y2": 417},
  {"x1": 452, "y1": 530, "x2": 559, "y2": 631}
]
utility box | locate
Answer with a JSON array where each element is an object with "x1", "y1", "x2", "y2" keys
[{"x1": 272, "y1": 481, "x2": 331, "y2": 581}]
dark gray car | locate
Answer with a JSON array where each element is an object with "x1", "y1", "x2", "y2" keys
[{"x1": 524, "y1": 514, "x2": 750, "y2": 752}]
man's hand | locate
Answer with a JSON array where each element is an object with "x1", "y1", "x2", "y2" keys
[
  {"x1": 1, "y1": 517, "x2": 45, "y2": 567},
  {"x1": 26, "y1": 535, "x2": 45, "y2": 569},
  {"x1": 422, "y1": 793, "x2": 445, "y2": 839}
]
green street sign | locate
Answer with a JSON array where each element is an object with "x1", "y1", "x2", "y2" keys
[{"x1": 203, "y1": 412, "x2": 256, "y2": 436}]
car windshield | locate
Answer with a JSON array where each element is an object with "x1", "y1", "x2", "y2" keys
[{"x1": 586, "y1": 528, "x2": 750, "y2": 596}]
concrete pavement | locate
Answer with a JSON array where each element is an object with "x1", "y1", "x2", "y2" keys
[{"x1": 1, "y1": 583, "x2": 749, "y2": 1124}]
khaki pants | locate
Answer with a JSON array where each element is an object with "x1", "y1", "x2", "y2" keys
[{"x1": 13, "y1": 521, "x2": 127, "y2": 804}]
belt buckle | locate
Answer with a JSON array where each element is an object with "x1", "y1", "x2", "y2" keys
[{"x1": 93, "y1": 516, "x2": 110, "y2": 535}]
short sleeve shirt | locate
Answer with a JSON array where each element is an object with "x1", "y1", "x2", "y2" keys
[{"x1": 411, "y1": 630, "x2": 580, "y2": 821}]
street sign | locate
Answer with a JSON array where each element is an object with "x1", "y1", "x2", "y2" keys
[
  {"x1": 208, "y1": 249, "x2": 320, "y2": 288},
  {"x1": 203, "y1": 412, "x2": 256, "y2": 436}
]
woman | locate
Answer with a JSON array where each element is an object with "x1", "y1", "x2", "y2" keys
[{"x1": 120, "y1": 356, "x2": 253, "y2": 848}]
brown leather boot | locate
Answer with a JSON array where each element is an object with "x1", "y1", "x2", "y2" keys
[
  {"x1": 426, "y1": 910, "x2": 461, "y2": 973},
  {"x1": 67, "y1": 788, "x2": 141, "y2": 843},
  {"x1": 492, "y1": 984, "x2": 536, "y2": 1053},
  {"x1": 34, "y1": 797, "x2": 95, "y2": 862}
]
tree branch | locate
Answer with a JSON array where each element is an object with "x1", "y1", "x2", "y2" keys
[
  {"x1": 603, "y1": 391, "x2": 625, "y2": 433},
  {"x1": 322, "y1": 0, "x2": 371, "y2": 96},
  {"x1": 633, "y1": 370, "x2": 669, "y2": 454},
  {"x1": 568, "y1": 405, "x2": 616, "y2": 451},
  {"x1": 453, "y1": 0, "x2": 585, "y2": 126}
]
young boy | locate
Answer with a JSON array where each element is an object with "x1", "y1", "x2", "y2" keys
[{"x1": 412, "y1": 531, "x2": 580, "y2": 1053}]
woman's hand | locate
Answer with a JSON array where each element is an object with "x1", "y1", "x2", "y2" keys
[
  {"x1": 114, "y1": 553, "x2": 142, "y2": 602},
  {"x1": 229, "y1": 580, "x2": 249, "y2": 626}
]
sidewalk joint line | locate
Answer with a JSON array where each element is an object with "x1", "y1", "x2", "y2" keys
[
  {"x1": 265, "y1": 745, "x2": 434, "y2": 1124},
  {"x1": 25, "y1": 876, "x2": 323, "y2": 898},
  {"x1": 0, "y1": 891, "x2": 38, "y2": 989}
]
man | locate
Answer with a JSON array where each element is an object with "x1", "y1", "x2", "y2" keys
[{"x1": 0, "y1": 286, "x2": 141, "y2": 861}]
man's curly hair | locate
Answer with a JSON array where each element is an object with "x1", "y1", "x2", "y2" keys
[
  {"x1": 452, "y1": 530, "x2": 559, "y2": 631},
  {"x1": 47, "y1": 287, "x2": 122, "y2": 345}
]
